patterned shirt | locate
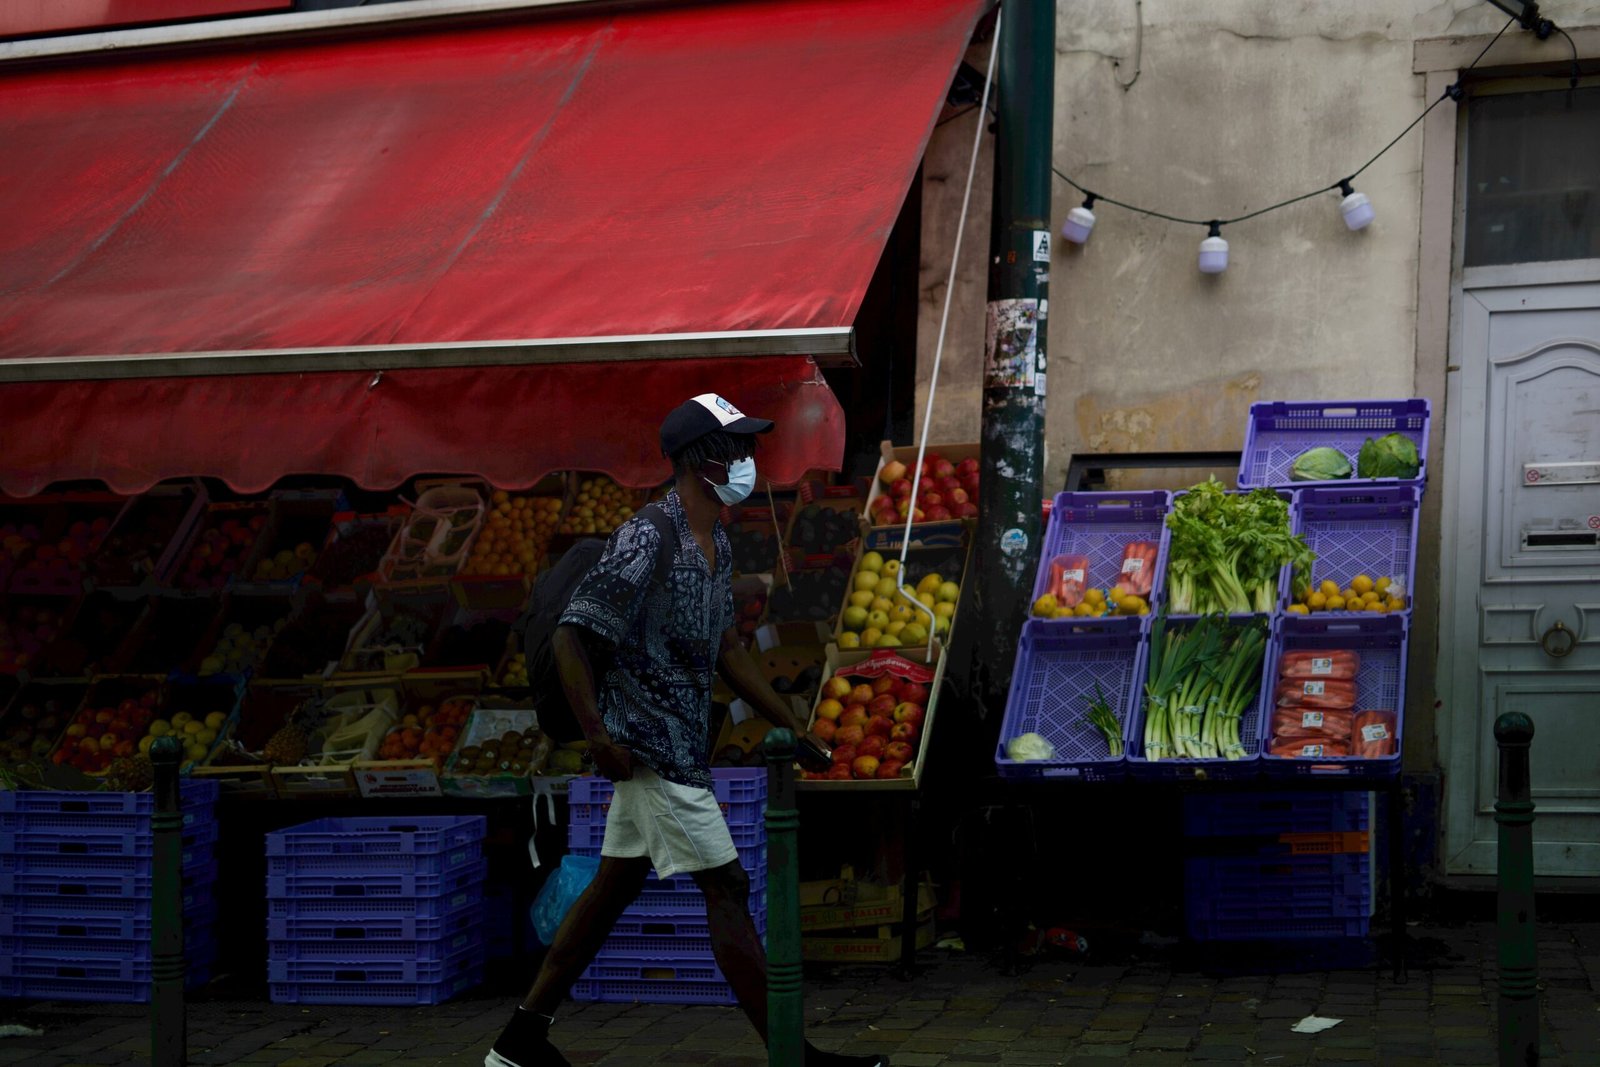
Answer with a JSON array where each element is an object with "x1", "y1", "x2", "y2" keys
[{"x1": 559, "y1": 490, "x2": 733, "y2": 791}]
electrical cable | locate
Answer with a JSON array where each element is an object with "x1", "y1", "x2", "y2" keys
[
  {"x1": 1556, "y1": 27, "x2": 1581, "y2": 88},
  {"x1": 1051, "y1": 16, "x2": 1523, "y2": 232}
]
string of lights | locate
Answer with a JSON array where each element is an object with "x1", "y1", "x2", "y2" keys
[{"x1": 1051, "y1": 13, "x2": 1552, "y2": 273}]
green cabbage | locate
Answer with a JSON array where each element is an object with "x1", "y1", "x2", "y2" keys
[
  {"x1": 1357, "y1": 433, "x2": 1420, "y2": 479},
  {"x1": 1290, "y1": 446, "x2": 1352, "y2": 482}
]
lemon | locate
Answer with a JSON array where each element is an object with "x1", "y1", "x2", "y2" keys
[
  {"x1": 1085, "y1": 588, "x2": 1106, "y2": 604},
  {"x1": 886, "y1": 620, "x2": 907, "y2": 636},
  {"x1": 1365, "y1": 599, "x2": 1386, "y2": 612},
  {"x1": 918, "y1": 592, "x2": 938, "y2": 609},
  {"x1": 876, "y1": 633, "x2": 902, "y2": 648},
  {"x1": 1074, "y1": 602, "x2": 1095, "y2": 617},
  {"x1": 861, "y1": 627, "x2": 883, "y2": 647},
  {"x1": 1326, "y1": 595, "x2": 1347, "y2": 611},
  {"x1": 1386, "y1": 595, "x2": 1407, "y2": 611},
  {"x1": 934, "y1": 602, "x2": 956, "y2": 619},
  {"x1": 1032, "y1": 594, "x2": 1059, "y2": 617},
  {"x1": 842, "y1": 606, "x2": 869, "y2": 631},
  {"x1": 937, "y1": 581, "x2": 961, "y2": 604},
  {"x1": 1375, "y1": 576, "x2": 1392, "y2": 594},
  {"x1": 1351, "y1": 574, "x2": 1374, "y2": 595},
  {"x1": 1307, "y1": 591, "x2": 1327, "y2": 610},
  {"x1": 838, "y1": 632, "x2": 861, "y2": 649},
  {"x1": 860, "y1": 551, "x2": 885, "y2": 573},
  {"x1": 871, "y1": 597, "x2": 895, "y2": 615},
  {"x1": 1287, "y1": 603, "x2": 1311, "y2": 615},
  {"x1": 903, "y1": 623, "x2": 929, "y2": 644},
  {"x1": 182, "y1": 720, "x2": 203, "y2": 736},
  {"x1": 918, "y1": 574, "x2": 943, "y2": 595},
  {"x1": 149, "y1": 720, "x2": 172, "y2": 737},
  {"x1": 1319, "y1": 579, "x2": 1339, "y2": 598},
  {"x1": 849, "y1": 591, "x2": 874, "y2": 609}
]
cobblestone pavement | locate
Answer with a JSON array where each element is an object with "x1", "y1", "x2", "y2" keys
[{"x1": 1, "y1": 921, "x2": 1596, "y2": 1066}]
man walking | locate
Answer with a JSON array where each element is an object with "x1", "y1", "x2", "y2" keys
[{"x1": 487, "y1": 394, "x2": 887, "y2": 1067}]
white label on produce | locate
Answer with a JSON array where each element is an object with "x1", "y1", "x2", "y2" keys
[
  {"x1": 1301, "y1": 745, "x2": 1325, "y2": 757},
  {"x1": 1122, "y1": 558, "x2": 1144, "y2": 573},
  {"x1": 1062, "y1": 569, "x2": 1084, "y2": 583},
  {"x1": 1310, "y1": 657, "x2": 1334, "y2": 676},
  {"x1": 1361, "y1": 723, "x2": 1390, "y2": 742},
  {"x1": 1301, "y1": 711, "x2": 1325, "y2": 728},
  {"x1": 1303, "y1": 681, "x2": 1326, "y2": 696}
]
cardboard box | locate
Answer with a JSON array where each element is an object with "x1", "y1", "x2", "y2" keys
[
  {"x1": 271, "y1": 763, "x2": 358, "y2": 798},
  {"x1": 189, "y1": 762, "x2": 275, "y2": 797},
  {"x1": 862, "y1": 441, "x2": 980, "y2": 528},
  {"x1": 801, "y1": 918, "x2": 936, "y2": 963},
  {"x1": 831, "y1": 521, "x2": 972, "y2": 647},
  {"x1": 796, "y1": 642, "x2": 945, "y2": 792},
  {"x1": 801, "y1": 881, "x2": 936, "y2": 933},
  {"x1": 441, "y1": 697, "x2": 544, "y2": 798},
  {"x1": 352, "y1": 759, "x2": 443, "y2": 797}
]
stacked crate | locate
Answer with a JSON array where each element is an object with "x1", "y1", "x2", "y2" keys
[
  {"x1": 0, "y1": 780, "x2": 221, "y2": 1002},
  {"x1": 567, "y1": 768, "x2": 766, "y2": 1004},
  {"x1": 1182, "y1": 791, "x2": 1372, "y2": 940},
  {"x1": 265, "y1": 815, "x2": 486, "y2": 1005}
]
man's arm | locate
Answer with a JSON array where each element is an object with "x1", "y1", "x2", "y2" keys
[
  {"x1": 552, "y1": 624, "x2": 633, "y2": 781},
  {"x1": 716, "y1": 625, "x2": 809, "y2": 735}
]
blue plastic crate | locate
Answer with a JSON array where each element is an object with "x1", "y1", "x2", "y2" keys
[
  {"x1": 1031, "y1": 491, "x2": 1171, "y2": 605},
  {"x1": 995, "y1": 618, "x2": 1143, "y2": 781},
  {"x1": 1288, "y1": 486, "x2": 1420, "y2": 616},
  {"x1": 1187, "y1": 914, "x2": 1371, "y2": 941},
  {"x1": 1182, "y1": 791, "x2": 1369, "y2": 837},
  {"x1": 1260, "y1": 615, "x2": 1407, "y2": 779},
  {"x1": 0, "y1": 923, "x2": 215, "y2": 963},
  {"x1": 0, "y1": 842, "x2": 214, "y2": 888},
  {"x1": 265, "y1": 840, "x2": 481, "y2": 879},
  {"x1": 0, "y1": 876, "x2": 215, "y2": 918},
  {"x1": 269, "y1": 966, "x2": 482, "y2": 1005},
  {"x1": 266, "y1": 938, "x2": 482, "y2": 985},
  {"x1": 568, "y1": 768, "x2": 765, "y2": 831},
  {"x1": 0, "y1": 963, "x2": 212, "y2": 1003},
  {"x1": 0, "y1": 900, "x2": 218, "y2": 942},
  {"x1": 623, "y1": 882, "x2": 767, "y2": 918},
  {"x1": 596, "y1": 911, "x2": 766, "y2": 960},
  {"x1": 571, "y1": 973, "x2": 737, "y2": 1005},
  {"x1": 267, "y1": 896, "x2": 481, "y2": 942},
  {"x1": 0, "y1": 780, "x2": 219, "y2": 816},
  {"x1": 1237, "y1": 399, "x2": 1430, "y2": 490},
  {"x1": 265, "y1": 815, "x2": 485, "y2": 857},
  {"x1": 266, "y1": 858, "x2": 486, "y2": 900},
  {"x1": 265, "y1": 887, "x2": 480, "y2": 922},
  {"x1": 0, "y1": 816, "x2": 219, "y2": 858},
  {"x1": 1185, "y1": 853, "x2": 1371, "y2": 922},
  {"x1": 1155, "y1": 488, "x2": 1294, "y2": 619},
  {"x1": 268, "y1": 926, "x2": 482, "y2": 968}
]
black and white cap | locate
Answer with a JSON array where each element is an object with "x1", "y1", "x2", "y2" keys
[{"x1": 659, "y1": 393, "x2": 774, "y2": 456}]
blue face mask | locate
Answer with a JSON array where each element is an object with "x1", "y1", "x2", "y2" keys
[{"x1": 705, "y1": 456, "x2": 757, "y2": 505}]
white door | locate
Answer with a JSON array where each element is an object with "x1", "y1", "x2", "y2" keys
[{"x1": 1440, "y1": 265, "x2": 1600, "y2": 876}]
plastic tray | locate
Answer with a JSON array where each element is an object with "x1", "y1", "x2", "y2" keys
[
  {"x1": 571, "y1": 974, "x2": 737, "y2": 1005},
  {"x1": 265, "y1": 858, "x2": 486, "y2": 900},
  {"x1": 0, "y1": 816, "x2": 219, "y2": 858},
  {"x1": 1124, "y1": 618, "x2": 1271, "y2": 781},
  {"x1": 1181, "y1": 791, "x2": 1369, "y2": 837},
  {"x1": 267, "y1": 898, "x2": 482, "y2": 942},
  {"x1": 268, "y1": 926, "x2": 482, "y2": 965},
  {"x1": 0, "y1": 879, "x2": 215, "y2": 919},
  {"x1": 1030, "y1": 491, "x2": 1170, "y2": 604},
  {"x1": 1237, "y1": 399, "x2": 1430, "y2": 489},
  {"x1": 0, "y1": 923, "x2": 215, "y2": 963},
  {"x1": 1260, "y1": 614, "x2": 1407, "y2": 778},
  {"x1": 1185, "y1": 853, "x2": 1370, "y2": 920},
  {"x1": 0, "y1": 842, "x2": 213, "y2": 885},
  {"x1": 0, "y1": 899, "x2": 217, "y2": 941},
  {"x1": 0, "y1": 963, "x2": 212, "y2": 1003},
  {"x1": 1288, "y1": 485, "x2": 1420, "y2": 614},
  {"x1": 265, "y1": 841, "x2": 481, "y2": 879},
  {"x1": 568, "y1": 768, "x2": 766, "y2": 830},
  {"x1": 994, "y1": 618, "x2": 1143, "y2": 781},
  {"x1": 0, "y1": 779, "x2": 220, "y2": 816},
  {"x1": 265, "y1": 887, "x2": 480, "y2": 922},
  {"x1": 266, "y1": 938, "x2": 481, "y2": 985},
  {"x1": 269, "y1": 966, "x2": 481, "y2": 1005}
]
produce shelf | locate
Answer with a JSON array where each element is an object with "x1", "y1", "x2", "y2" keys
[
  {"x1": 1287, "y1": 485, "x2": 1420, "y2": 616},
  {"x1": 1031, "y1": 491, "x2": 1170, "y2": 607},
  {"x1": 1154, "y1": 487, "x2": 1294, "y2": 620},
  {"x1": 1237, "y1": 399, "x2": 1430, "y2": 490},
  {"x1": 995, "y1": 618, "x2": 1143, "y2": 781},
  {"x1": 1260, "y1": 615, "x2": 1407, "y2": 779}
]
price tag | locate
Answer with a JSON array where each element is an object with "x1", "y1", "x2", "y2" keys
[
  {"x1": 1310, "y1": 657, "x2": 1334, "y2": 676},
  {"x1": 1301, "y1": 711, "x2": 1325, "y2": 728},
  {"x1": 1303, "y1": 681, "x2": 1326, "y2": 696},
  {"x1": 1301, "y1": 744, "x2": 1325, "y2": 757},
  {"x1": 1361, "y1": 723, "x2": 1389, "y2": 743},
  {"x1": 1121, "y1": 558, "x2": 1144, "y2": 574}
]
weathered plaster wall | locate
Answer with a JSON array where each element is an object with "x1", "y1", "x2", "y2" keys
[{"x1": 916, "y1": 0, "x2": 1600, "y2": 478}]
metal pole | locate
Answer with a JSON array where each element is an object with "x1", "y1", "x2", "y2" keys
[
  {"x1": 150, "y1": 735, "x2": 186, "y2": 1067},
  {"x1": 763, "y1": 729, "x2": 803, "y2": 1067},
  {"x1": 1494, "y1": 712, "x2": 1538, "y2": 1067},
  {"x1": 973, "y1": 0, "x2": 1054, "y2": 710}
]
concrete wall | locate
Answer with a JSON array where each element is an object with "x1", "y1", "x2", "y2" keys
[{"x1": 916, "y1": 0, "x2": 1600, "y2": 473}]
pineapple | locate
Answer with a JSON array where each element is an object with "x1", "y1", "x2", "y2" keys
[
  {"x1": 105, "y1": 754, "x2": 154, "y2": 792},
  {"x1": 263, "y1": 700, "x2": 318, "y2": 765}
]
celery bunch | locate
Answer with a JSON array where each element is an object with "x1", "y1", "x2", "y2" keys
[{"x1": 1164, "y1": 479, "x2": 1315, "y2": 615}]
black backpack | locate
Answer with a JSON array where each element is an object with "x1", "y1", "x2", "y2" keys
[{"x1": 517, "y1": 503, "x2": 675, "y2": 704}]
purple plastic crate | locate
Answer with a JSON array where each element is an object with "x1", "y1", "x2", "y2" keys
[
  {"x1": 1287, "y1": 486, "x2": 1420, "y2": 614},
  {"x1": 0, "y1": 962, "x2": 212, "y2": 1003},
  {"x1": 1031, "y1": 491, "x2": 1170, "y2": 606},
  {"x1": 0, "y1": 879, "x2": 216, "y2": 919},
  {"x1": 265, "y1": 840, "x2": 481, "y2": 879},
  {"x1": 568, "y1": 768, "x2": 765, "y2": 830},
  {"x1": 265, "y1": 815, "x2": 485, "y2": 857},
  {"x1": 994, "y1": 618, "x2": 1143, "y2": 781},
  {"x1": 0, "y1": 900, "x2": 218, "y2": 941},
  {"x1": 0, "y1": 816, "x2": 219, "y2": 857},
  {"x1": 0, "y1": 922, "x2": 216, "y2": 962},
  {"x1": 1238, "y1": 399, "x2": 1430, "y2": 490},
  {"x1": 0, "y1": 841, "x2": 213, "y2": 885},
  {"x1": 266, "y1": 895, "x2": 481, "y2": 942},
  {"x1": 595, "y1": 910, "x2": 767, "y2": 960},
  {"x1": 1260, "y1": 615, "x2": 1407, "y2": 779},
  {"x1": 1185, "y1": 852, "x2": 1371, "y2": 922},
  {"x1": 619, "y1": 883, "x2": 768, "y2": 918},
  {"x1": 1156, "y1": 487, "x2": 1294, "y2": 618},
  {"x1": 267, "y1": 925, "x2": 482, "y2": 966},
  {"x1": 1125, "y1": 617, "x2": 1271, "y2": 781},
  {"x1": 267, "y1": 937, "x2": 482, "y2": 985},
  {"x1": 1182, "y1": 791, "x2": 1369, "y2": 837},
  {"x1": 269, "y1": 966, "x2": 482, "y2": 1005},
  {"x1": 572, "y1": 966, "x2": 738, "y2": 1005},
  {"x1": 265, "y1": 858, "x2": 485, "y2": 900},
  {"x1": 0, "y1": 779, "x2": 219, "y2": 816}
]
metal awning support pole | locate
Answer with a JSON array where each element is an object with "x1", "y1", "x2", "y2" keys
[
  {"x1": 1495, "y1": 712, "x2": 1538, "y2": 1067},
  {"x1": 150, "y1": 736, "x2": 186, "y2": 1067},
  {"x1": 763, "y1": 729, "x2": 803, "y2": 1066},
  {"x1": 974, "y1": 0, "x2": 1054, "y2": 709}
]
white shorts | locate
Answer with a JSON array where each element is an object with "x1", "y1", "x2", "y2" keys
[{"x1": 599, "y1": 768, "x2": 738, "y2": 879}]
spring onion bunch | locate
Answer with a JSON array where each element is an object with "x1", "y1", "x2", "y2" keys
[
  {"x1": 1082, "y1": 681, "x2": 1124, "y2": 757},
  {"x1": 1164, "y1": 480, "x2": 1315, "y2": 615},
  {"x1": 1142, "y1": 615, "x2": 1268, "y2": 760}
]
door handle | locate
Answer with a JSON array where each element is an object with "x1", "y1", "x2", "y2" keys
[{"x1": 1540, "y1": 620, "x2": 1577, "y2": 659}]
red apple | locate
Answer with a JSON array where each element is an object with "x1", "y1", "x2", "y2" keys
[
  {"x1": 920, "y1": 491, "x2": 943, "y2": 509},
  {"x1": 936, "y1": 476, "x2": 959, "y2": 495},
  {"x1": 865, "y1": 716, "x2": 894, "y2": 739},
  {"x1": 875, "y1": 760, "x2": 905, "y2": 780},
  {"x1": 816, "y1": 698, "x2": 844, "y2": 722},
  {"x1": 890, "y1": 721, "x2": 920, "y2": 745},
  {"x1": 827, "y1": 764, "x2": 853, "y2": 780},
  {"x1": 953, "y1": 502, "x2": 980, "y2": 520},
  {"x1": 890, "y1": 478, "x2": 913, "y2": 500},
  {"x1": 835, "y1": 724, "x2": 865, "y2": 747},
  {"x1": 812, "y1": 719, "x2": 837, "y2": 742},
  {"x1": 849, "y1": 684, "x2": 874, "y2": 706},
  {"x1": 885, "y1": 740, "x2": 915, "y2": 764},
  {"x1": 867, "y1": 694, "x2": 897, "y2": 716},
  {"x1": 897, "y1": 683, "x2": 929, "y2": 706},
  {"x1": 892, "y1": 703, "x2": 926, "y2": 728},
  {"x1": 932, "y1": 458, "x2": 955, "y2": 479},
  {"x1": 851, "y1": 755, "x2": 880, "y2": 780},
  {"x1": 840, "y1": 706, "x2": 869, "y2": 730},
  {"x1": 139, "y1": 692, "x2": 158, "y2": 708},
  {"x1": 822, "y1": 676, "x2": 852, "y2": 700},
  {"x1": 871, "y1": 675, "x2": 896, "y2": 696},
  {"x1": 948, "y1": 487, "x2": 969, "y2": 505},
  {"x1": 858, "y1": 735, "x2": 887, "y2": 759},
  {"x1": 925, "y1": 506, "x2": 953, "y2": 521},
  {"x1": 831, "y1": 743, "x2": 858, "y2": 766},
  {"x1": 957, "y1": 457, "x2": 980, "y2": 476}
]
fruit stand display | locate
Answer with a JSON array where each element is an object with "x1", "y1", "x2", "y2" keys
[
  {"x1": 172, "y1": 502, "x2": 271, "y2": 591},
  {"x1": 303, "y1": 508, "x2": 407, "y2": 601},
  {"x1": 338, "y1": 594, "x2": 452, "y2": 679},
  {"x1": 183, "y1": 593, "x2": 295, "y2": 679},
  {"x1": 724, "y1": 502, "x2": 791, "y2": 577},
  {"x1": 0, "y1": 491, "x2": 127, "y2": 596},
  {"x1": 797, "y1": 644, "x2": 944, "y2": 790},
  {"x1": 86, "y1": 481, "x2": 207, "y2": 590},
  {"x1": 29, "y1": 592, "x2": 146, "y2": 679},
  {"x1": 0, "y1": 681, "x2": 87, "y2": 765},
  {"x1": 253, "y1": 595, "x2": 369, "y2": 685},
  {"x1": 556, "y1": 475, "x2": 646, "y2": 538},
  {"x1": 377, "y1": 482, "x2": 485, "y2": 589},
  {"x1": 235, "y1": 489, "x2": 342, "y2": 592},
  {"x1": 453, "y1": 480, "x2": 568, "y2": 610},
  {"x1": 0, "y1": 598, "x2": 69, "y2": 675},
  {"x1": 863, "y1": 443, "x2": 981, "y2": 528},
  {"x1": 114, "y1": 594, "x2": 220, "y2": 677},
  {"x1": 833, "y1": 522, "x2": 970, "y2": 651}
]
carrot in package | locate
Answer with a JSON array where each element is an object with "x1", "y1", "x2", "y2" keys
[
  {"x1": 1046, "y1": 554, "x2": 1089, "y2": 608},
  {"x1": 1275, "y1": 677, "x2": 1357, "y2": 710},
  {"x1": 1353, "y1": 709, "x2": 1397, "y2": 757},
  {"x1": 1269, "y1": 737, "x2": 1351, "y2": 759},
  {"x1": 1112, "y1": 542, "x2": 1159, "y2": 598},
  {"x1": 1271, "y1": 707, "x2": 1353, "y2": 741},
  {"x1": 1277, "y1": 649, "x2": 1360, "y2": 682}
]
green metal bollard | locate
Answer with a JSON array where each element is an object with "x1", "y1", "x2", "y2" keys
[
  {"x1": 1494, "y1": 712, "x2": 1538, "y2": 1067},
  {"x1": 150, "y1": 736, "x2": 186, "y2": 1067},
  {"x1": 763, "y1": 729, "x2": 803, "y2": 1067}
]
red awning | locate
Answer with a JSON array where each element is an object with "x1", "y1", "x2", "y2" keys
[{"x1": 0, "y1": 0, "x2": 986, "y2": 494}]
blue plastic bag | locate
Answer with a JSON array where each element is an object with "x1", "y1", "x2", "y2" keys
[{"x1": 530, "y1": 854, "x2": 599, "y2": 945}]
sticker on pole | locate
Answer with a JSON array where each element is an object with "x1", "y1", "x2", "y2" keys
[
  {"x1": 1001, "y1": 528, "x2": 1029, "y2": 557},
  {"x1": 984, "y1": 299, "x2": 1039, "y2": 391},
  {"x1": 1032, "y1": 230, "x2": 1051, "y2": 262}
]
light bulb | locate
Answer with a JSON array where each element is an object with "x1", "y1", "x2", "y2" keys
[
  {"x1": 1061, "y1": 196, "x2": 1097, "y2": 244},
  {"x1": 1198, "y1": 222, "x2": 1228, "y2": 274},
  {"x1": 1338, "y1": 180, "x2": 1375, "y2": 231}
]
